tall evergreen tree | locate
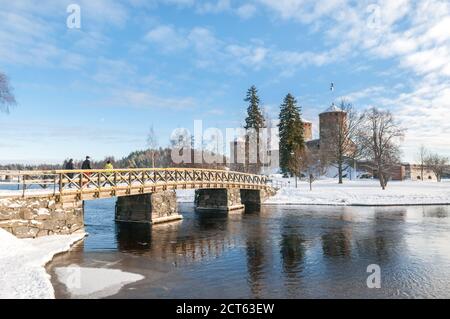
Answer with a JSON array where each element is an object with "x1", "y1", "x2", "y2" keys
[
  {"x1": 243, "y1": 85, "x2": 266, "y2": 173},
  {"x1": 278, "y1": 93, "x2": 305, "y2": 175},
  {"x1": 244, "y1": 85, "x2": 265, "y2": 130}
]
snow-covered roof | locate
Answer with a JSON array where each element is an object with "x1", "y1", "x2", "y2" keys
[
  {"x1": 321, "y1": 104, "x2": 344, "y2": 114},
  {"x1": 302, "y1": 119, "x2": 312, "y2": 124}
]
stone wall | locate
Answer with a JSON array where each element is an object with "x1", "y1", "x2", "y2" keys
[
  {"x1": 0, "y1": 197, "x2": 84, "y2": 238},
  {"x1": 240, "y1": 188, "x2": 277, "y2": 206},
  {"x1": 195, "y1": 188, "x2": 244, "y2": 212},
  {"x1": 115, "y1": 190, "x2": 182, "y2": 224}
]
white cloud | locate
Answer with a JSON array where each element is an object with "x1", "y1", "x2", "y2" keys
[
  {"x1": 255, "y1": 0, "x2": 450, "y2": 159},
  {"x1": 236, "y1": 4, "x2": 257, "y2": 19},
  {"x1": 145, "y1": 25, "x2": 189, "y2": 52},
  {"x1": 196, "y1": 0, "x2": 231, "y2": 14},
  {"x1": 103, "y1": 89, "x2": 197, "y2": 110},
  {"x1": 144, "y1": 24, "x2": 270, "y2": 72}
]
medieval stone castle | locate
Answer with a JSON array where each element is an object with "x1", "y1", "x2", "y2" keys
[{"x1": 302, "y1": 104, "x2": 347, "y2": 154}]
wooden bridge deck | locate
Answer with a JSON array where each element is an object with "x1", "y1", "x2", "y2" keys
[{"x1": 0, "y1": 168, "x2": 271, "y2": 202}]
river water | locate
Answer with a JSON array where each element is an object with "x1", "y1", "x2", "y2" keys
[{"x1": 46, "y1": 199, "x2": 450, "y2": 299}]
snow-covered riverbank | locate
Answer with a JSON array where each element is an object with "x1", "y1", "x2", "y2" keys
[
  {"x1": 265, "y1": 180, "x2": 450, "y2": 206},
  {"x1": 0, "y1": 227, "x2": 146, "y2": 299},
  {"x1": 0, "y1": 229, "x2": 86, "y2": 299},
  {"x1": 177, "y1": 180, "x2": 450, "y2": 206}
]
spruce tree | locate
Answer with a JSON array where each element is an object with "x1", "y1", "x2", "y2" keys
[
  {"x1": 278, "y1": 93, "x2": 305, "y2": 175},
  {"x1": 243, "y1": 85, "x2": 266, "y2": 173},
  {"x1": 244, "y1": 85, "x2": 265, "y2": 130}
]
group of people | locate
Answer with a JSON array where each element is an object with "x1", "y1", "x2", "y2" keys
[
  {"x1": 63, "y1": 156, "x2": 114, "y2": 188},
  {"x1": 64, "y1": 156, "x2": 113, "y2": 171}
]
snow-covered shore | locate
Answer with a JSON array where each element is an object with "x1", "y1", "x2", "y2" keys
[
  {"x1": 177, "y1": 180, "x2": 450, "y2": 206},
  {"x1": 265, "y1": 180, "x2": 450, "y2": 206},
  {"x1": 0, "y1": 229, "x2": 86, "y2": 299}
]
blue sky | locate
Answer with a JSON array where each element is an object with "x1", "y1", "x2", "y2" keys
[{"x1": 1, "y1": 0, "x2": 449, "y2": 163}]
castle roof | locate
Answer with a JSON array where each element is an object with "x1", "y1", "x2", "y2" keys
[{"x1": 321, "y1": 104, "x2": 344, "y2": 114}]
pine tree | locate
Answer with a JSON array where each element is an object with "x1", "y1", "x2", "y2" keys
[
  {"x1": 243, "y1": 85, "x2": 266, "y2": 173},
  {"x1": 244, "y1": 85, "x2": 265, "y2": 130},
  {"x1": 278, "y1": 93, "x2": 305, "y2": 175}
]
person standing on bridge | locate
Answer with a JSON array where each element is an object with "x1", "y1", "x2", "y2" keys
[
  {"x1": 81, "y1": 156, "x2": 92, "y2": 170},
  {"x1": 64, "y1": 159, "x2": 75, "y2": 188},
  {"x1": 104, "y1": 160, "x2": 114, "y2": 186},
  {"x1": 104, "y1": 160, "x2": 113, "y2": 170},
  {"x1": 81, "y1": 156, "x2": 92, "y2": 187},
  {"x1": 65, "y1": 159, "x2": 75, "y2": 175}
]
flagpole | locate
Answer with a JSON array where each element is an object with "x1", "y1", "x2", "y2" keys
[{"x1": 330, "y1": 82, "x2": 335, "y2": 106}]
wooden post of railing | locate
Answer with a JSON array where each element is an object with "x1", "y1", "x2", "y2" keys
[
  {"x1": 59, "y1": 173, "x2": 63, "y2": 195},
  {"x1": 22, "y1": 175, "x2": 26, "y2": 198},
  {"x1": 128, "y1": 172, "x2": 132, "y2": 192},
  {"x1": 53, "y1": 175, "x2": 57, "y2": 196},
  {"x1": 79, "y1": 173, "x2": 83, "y2": 194}
]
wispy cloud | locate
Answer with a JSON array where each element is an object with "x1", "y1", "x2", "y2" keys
[{"x1": 93, "y1": 89, "x2": 197, "y2": 110}]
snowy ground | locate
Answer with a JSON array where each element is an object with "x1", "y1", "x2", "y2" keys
[
  {"x1": 0, "y1": 229, "x2": 86, "y2": 299},
  {"x1": 178, "y1": 180, "x2": 450, "y2": 206},
  {"x1": 265, "y1": 179, "x2": 450, "y2": 206},
  {"x1": 0, "y1": 229, "x2": 144, "y2": 299}
]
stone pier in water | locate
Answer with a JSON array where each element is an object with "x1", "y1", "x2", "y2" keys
[
  {"x1": 115, "y1": 190, "x2": 182, "y2": 224},
  {"x1": 194, "y1": 188, "x2": 273, "y2": 212}
]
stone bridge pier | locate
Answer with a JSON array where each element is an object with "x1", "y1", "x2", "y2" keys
[
  {"x1": 115, "y1": 190, "x2": 182, "y2": 224},
  {"x1": 194, "y1": 188, "x2": 272, "y2": 212}
]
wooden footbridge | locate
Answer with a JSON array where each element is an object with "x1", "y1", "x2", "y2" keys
[
  {"x1": 0, "y1": 168, "x2": 271, "y2": 202},
  {"x1": 0, "y1": 168, "x2": 275, "y2": 237}
]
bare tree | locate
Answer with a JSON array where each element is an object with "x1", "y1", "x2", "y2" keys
[
  {"x1": 146, "y1": 125, "x2": 158, "y2": 168},
  {"x1": 326, "y1": 100, "x2": 364, "y2": 184},
  {"x1": 416, "y1": 145, "x2": 428, "y2": 181},
  {"x1": 287, "y1": 147, "x2": 306, "y2": 188},
  {"x1": 0, "y1": 72, "x2": 16, "y2": 113},
  {"x1": 425, "y1": 153, "x2": 448, "y2": 182},
  {"x1": 300, "y1": 148, "x2": 327, "y2": 191},
  {"x1": 358, "y1": 107, "x2": 406, "y2": 190}
]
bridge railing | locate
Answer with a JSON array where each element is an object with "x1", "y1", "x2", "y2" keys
[{"x1": 0, "y1": 168, "x2": 269, "y2": 199}]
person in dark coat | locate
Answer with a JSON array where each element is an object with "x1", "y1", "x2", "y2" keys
[
  {"x1": 63, "y1": 158, "x2": 75, "y2": 188},
  {"x1": 81, "y1": 156, "x2": 92, "y2": 187},
  {"x1": 64, "y1": 158, "x2": 75, "y2": 178},
  {"x1": 81, "y1": 156, "x2": 92, "y2": 170}
]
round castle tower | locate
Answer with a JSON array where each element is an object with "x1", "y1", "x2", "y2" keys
[{"x1": 319, "y1": 104, "x2": 347, "y2": 151}]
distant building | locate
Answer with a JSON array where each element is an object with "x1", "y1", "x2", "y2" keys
[
  {"x1": 357, "y1": 163, "x2": 438, "y2": 181},
  {"x1": 404, "y1": 164, "x2": 437, "y2": 181},
  {"x1": 303, "y1": 120, "x2": 313, "y2": 141},
  {"x1": 357, "y1": 162, "x2": 407, "y2": 181}
]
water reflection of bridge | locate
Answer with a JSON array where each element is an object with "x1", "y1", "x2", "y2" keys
[{"x1": 115, "y1": 212, "x2": 247, "y2": 265}]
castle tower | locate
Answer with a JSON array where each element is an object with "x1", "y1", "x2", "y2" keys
[{"x1": 319, "y1": 104, "x2": 347, "y2": 152}]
